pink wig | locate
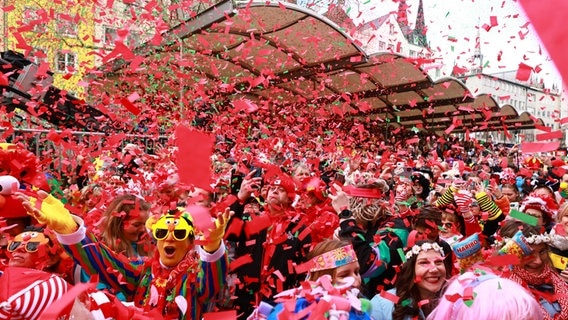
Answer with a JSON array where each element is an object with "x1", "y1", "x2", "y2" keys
[{"x1": 428, "y1": 271, "x2": 542, "y2": 320}]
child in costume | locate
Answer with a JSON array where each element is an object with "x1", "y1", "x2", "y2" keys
[
  {"x1": 17, "y1": 190, "x2": 229, "y2": 320},
  {"x1": 262, "y1": 239, "x2": 372, "y2": 320}
]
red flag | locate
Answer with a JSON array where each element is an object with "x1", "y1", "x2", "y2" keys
[{"x1": 520, "y1": 0, "x2": 568, "y2": 88}]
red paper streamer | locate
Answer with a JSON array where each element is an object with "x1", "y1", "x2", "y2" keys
[{"x1": 173, "y1": 125, "x2": 214, "y2": 191}]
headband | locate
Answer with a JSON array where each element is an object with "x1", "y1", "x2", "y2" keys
[
  {"x1": 310, "y1": 245, "x2": 358, "y2": 272},
  {"x1": 494, "y1": 232, "x2": 551, "y2": 249},
  {"x1": 343, "y1": 186, "x2": 384, "y2": 198}
]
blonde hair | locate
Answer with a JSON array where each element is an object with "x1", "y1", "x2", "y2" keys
[
  {"x1": 100, "y1": 194, "x2": 151, "y2": 258},
  {"x1": 556, "y1": 202, "x2": 568, "y2": 223}
]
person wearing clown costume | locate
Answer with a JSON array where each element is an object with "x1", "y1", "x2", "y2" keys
[
  {"x1": 16, "y1": 190, "x2": 230, "y2": 320},
  {"x1": 0, "y1": 142, "x2": 52, "y2": 271}
]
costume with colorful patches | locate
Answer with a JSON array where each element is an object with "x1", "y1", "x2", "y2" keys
[{"x1": 18, "y1": 191, "x2": 229, "y2": 320}]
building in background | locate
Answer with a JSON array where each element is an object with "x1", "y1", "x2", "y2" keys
[
  {"x1": 299, "y1": 0, "x2": 561, "y2": 144},
  {"x1": 453, "y1": 23, "x2": 562, "y2": 144},
  {"x1": 314, "y1": 0, "x2": 443, "y2": 80},
  {"x1": 459, "y1": 71, "x2": 562, "y2": 144},
  {"x1": 1, "y1": 0, "x2": 99, "y2": 97},
  {"x1": 0, "y1": 0, "x2": 167, "y2": 98}
]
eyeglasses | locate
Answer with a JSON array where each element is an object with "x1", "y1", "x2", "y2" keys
[
  {"x1": 153, "y1": 228, "x2": 191, "y2": 241},
  {"x1": 469, "y1": 203, "x2": 479, "y2": 207},
  {"x1": 7, "y1": 241, "x2": 43, "y2": 253}
]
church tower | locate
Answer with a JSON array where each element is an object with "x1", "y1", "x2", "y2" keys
[{"x1": 411, "y1": 0, "x2": 428, "y2": 47}]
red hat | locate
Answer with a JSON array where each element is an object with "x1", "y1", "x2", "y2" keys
[
  {"x1": 520, "y1": 195, "x2": 555, "y2": 220},
  {"x1": 0, "y1": 267, "x2": 71, "y2": 319},
  {"x1": 499, "y1": 167, "x2": 517, "y2": 185},
  {"x1": 551, "y1": 159, "x2": 567, "y2": 168},
  {"x1": 270, "y1": 174, "x2": 297, "y2": 200},
  {"x1": 550, "y1": 159, "x2": 568, "y2": 177},
  {"x1": 428, "y1": 160, "x2": 444, "y2": 172},
  {"x1": 524, "y1": 156, "x2": 543, "y2": 170}
]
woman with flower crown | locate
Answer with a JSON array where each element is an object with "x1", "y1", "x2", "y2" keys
[
  {"x1": 498, "y1": 219, "x2": 568, "y2": 320},
  {"x1": 370, "y1": 240, "x2": 448, "y2": 320}
]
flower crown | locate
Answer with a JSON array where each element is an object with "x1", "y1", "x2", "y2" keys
[
  {"x1": 493, "y1": 233, "x2": 551, "y2": 248},
  {"x1": 405, "y1": 242, "x2": 445, "y2": 260}
]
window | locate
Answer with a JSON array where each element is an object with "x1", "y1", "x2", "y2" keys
[
  {"x1": 389, "y1": 24, "x2": 395, "y2": 35},
  {"x1": 409, "y1": 50, "x2": 416, "y2": 57},
  {"x1": 104, "y1": 27, "x2": 118, "y2": 45},
  {"x1": 128, "y1": 31, "x2": 141, "y2": 47},
  {"x1": 56, "y1": 51, "x2": 76, "y2": 73},
  {"x1": 378, "y1": 41, "x2": 386, "y2": 51},
  {"x1": 56, "y1": 13, "x2": 78, "y2": 37},
  {"x1": 170, "y1": 8, "x2": 180, "y2": 21},
  {"x1": 22, "y1": 7, "x2": 47, "y2": 32},
  {"x1": 387, "y1": 43, "x2": 394, "y2": 51}
]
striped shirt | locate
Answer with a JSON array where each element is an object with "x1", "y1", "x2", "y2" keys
[{"x1": 56, "y1": 215, "x2": 228, "y2": 320}]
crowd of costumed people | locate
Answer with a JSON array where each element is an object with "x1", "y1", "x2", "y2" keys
[{"x1": 1, "y1": 129, "x2": 568, "y2": 320}]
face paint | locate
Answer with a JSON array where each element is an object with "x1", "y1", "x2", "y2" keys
[{"x1": 152, "y1": 215, "x2": 194, "y2": 267}]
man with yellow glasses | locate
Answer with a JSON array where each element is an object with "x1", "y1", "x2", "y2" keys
[{"x1": 16, "y1": 190, "x2": 230, "y2": 320}]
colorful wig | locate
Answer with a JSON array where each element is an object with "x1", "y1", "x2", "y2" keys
[{"x1": 428, "y1": 271, "x2": 542, "y2": 320}]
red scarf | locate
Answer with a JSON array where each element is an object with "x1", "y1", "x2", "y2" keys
[{"x1": 507, "y1": 264, "x2": 568, "y2": 320}]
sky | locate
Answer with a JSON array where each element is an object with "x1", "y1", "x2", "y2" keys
[{"x1": 302, "y1": 0, "x2": 563, "y2": 88}]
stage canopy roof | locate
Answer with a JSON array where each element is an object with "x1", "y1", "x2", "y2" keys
[{"x1": 101, "y1": 0, "x2": 543, "y2": 136}]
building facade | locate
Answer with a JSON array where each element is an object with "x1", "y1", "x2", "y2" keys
[{"x1": 460, "y1": 71, "x2": 562, "y2": 144}]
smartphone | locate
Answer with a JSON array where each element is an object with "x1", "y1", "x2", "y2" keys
[
  {"x1": 248, "y1": 166, "x2": 264, "y2": 190},
  {"x1": 250, "y1": 166, "x2": 263, "y2": 178},
  {"x1": 401, "y1": 167, "x2": 413, "y2": 178},
  {"x1": 510, "y1": 202, "x2": 520, "y2": 211},
  {"x1": 230, "y1": 169, "x2": 244, "y2": 195}
]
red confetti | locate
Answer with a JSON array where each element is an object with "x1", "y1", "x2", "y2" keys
[
  {"x1": 520, "y1": 0, "x2": 568, "y2": 91},
  {"x1": 520, "y1": 141, "x2": 560, "y2": 154},
  {"x1": 486, "y1": 254, "x2": 520, "y2": 267},
  {"x1": 515, "y1": 62, "x2": 532, "y2": 81},
  {"x1": 203, "y1": 311, "x2": 237, "y2": 320},
  {"x1": 120, "y1": 97, "x2": 141, "y2": 115},
  {"x1": 536, "y1": 130, "x2": 563, "y2": 141},
  {"x1": 380, "y1": 290, "x2": 400, "y2": 304},
  {"x1": 173, "y1": 125, "x2": 214, "y2": 191},
  {"x1": 229, "y1": 254, "x2": 254, "y2": 272}
]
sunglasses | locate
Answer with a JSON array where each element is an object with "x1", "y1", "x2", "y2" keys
[
  {"x1": 7, "y1": 241, "x2": 43, "y2": 253},
  {"x1": 442, "y1": 222, "x2": 454, "y2": 229},
  {"x1": 153, "y1": 228, "x2": 191, "y2": 241}
]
